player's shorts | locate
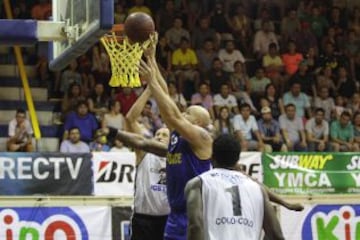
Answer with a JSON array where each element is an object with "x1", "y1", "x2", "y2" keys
[
  {"x1": 164, "y1": 212, "x2": 187, "y2": 240},
  {"x1": 131, "y1": 213, "x2": 168, "y2": 240}
]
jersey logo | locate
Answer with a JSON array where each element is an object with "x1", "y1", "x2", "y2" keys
[
  {"x1": 157, "y1": 168, "x2": 167, "y2": 185},
  {"x1": 169, "y1": 134, "x2": 179, "y2": 152}
]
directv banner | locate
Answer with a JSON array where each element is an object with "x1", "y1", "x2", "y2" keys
[
  {"x1": 263, "y1": 153, "x2": 360, "y2": 194},
  {"x1": 93, "y1": 152, "x2": 136, "y2": 196},
  {"x1": 0, "y1": 206, "x2": 111, "y2": 239},
  {"x1": 280, "y1": 204, "x2": 360, "y2": 240},
  {"x1": 0, "y1": 152, "x2": 93, "y2": 195}
]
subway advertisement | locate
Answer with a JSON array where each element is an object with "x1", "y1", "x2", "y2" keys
[{"x1": 263, "y1": 153, "x2": 360, "y2": 194}]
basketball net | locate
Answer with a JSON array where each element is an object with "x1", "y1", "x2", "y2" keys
[{"x1": 100, "y1": 24, "x2": 151, "y2": 88}]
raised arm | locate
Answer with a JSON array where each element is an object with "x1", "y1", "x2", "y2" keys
[
  {"x1": 141, "y1": 57, "x2": 212, "y2": 159},
  {"x1": 185, "y1": 177, "x2": 204, "y2": 240}
]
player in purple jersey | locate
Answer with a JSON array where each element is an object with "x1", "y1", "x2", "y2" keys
[{"x1": 139, "y1": 35, "x2": 213, "y2": 240}]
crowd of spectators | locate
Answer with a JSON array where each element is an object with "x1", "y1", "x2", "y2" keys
[{"x1": 2, "y1": 0, "x2": 360, "y2": 153}]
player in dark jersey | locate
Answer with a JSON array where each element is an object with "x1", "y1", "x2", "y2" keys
[{"x1": 139, "y1": 36, "x2": 212, "y2": 240}]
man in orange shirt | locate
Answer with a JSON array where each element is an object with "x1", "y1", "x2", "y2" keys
[{"x1": 282, "y1": 40, "x2": 303, "y2": 76}]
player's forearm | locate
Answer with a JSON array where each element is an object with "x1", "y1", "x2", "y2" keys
[
  {"x1": 126, "y1": 87, "x2": 151, "y2": 122},
  {"x1": 150, "y1": 57, "x2": 168, "y2": 94},
  {"x1": 116, "y1": 130, "x2": 145, "y2": 149}
]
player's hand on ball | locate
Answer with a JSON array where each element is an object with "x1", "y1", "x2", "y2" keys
[{"x1": 139, "y1": 59, "x2": 154, "y2": 83}]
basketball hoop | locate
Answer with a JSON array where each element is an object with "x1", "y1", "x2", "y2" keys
[{"x1": 101, "y1": 24, "x2": 151, "y2": 88}]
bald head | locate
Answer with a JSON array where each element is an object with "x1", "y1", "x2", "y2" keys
[{"x1": 185, "y1": 106, "x2": 211, "y2": 128}]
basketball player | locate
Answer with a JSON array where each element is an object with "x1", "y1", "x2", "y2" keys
[
  {"x1": 140, "y1": 38, "x2": 212, "y2": 240},
  {"x1": 115, "y1": 86, "x2": 170, "y2": 240},
  {"x1": 185, "y1": 134, "x2": 285, "y2": 240}
]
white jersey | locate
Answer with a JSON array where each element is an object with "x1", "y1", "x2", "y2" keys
[
  {"x1": 134, "y1": 153, "x2": 170, "y2": 216},
  {"x1": 200, "y1": 168, "x2": 264, "y2": 240}
]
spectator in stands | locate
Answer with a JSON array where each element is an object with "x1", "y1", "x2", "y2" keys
[
  {"x1": 91, "y1": 44, "x2": 111, "y2": 87},
  {"x1": 205, "y1": 58, "x2": 230, "y2": 94},
  {"x1": 264, "y1": 83, "x2": 282, "y2": 120},
  {"x1": 196, "y1": 39, "x2": 218, "y2": 75},
  {"x1": 263, "y1": 43, "x2": 285, "y2": 94},
  {"x1": 191, "y1": 82, "x2": 215, "y2": 120},
  {"x1": 155, "y1": 0, "x2": 179, "y2": 34},
  {"x1": 253, "y1": 20, "x2": 279, "y2": 60},
  {"x1": 110, "y1": 137, "x2": 131, "y2": 152},
  {"x1": 321, "y1": 27, "x2": 341, "y2": 54},
  {"x1": 63, "y1": 100, "x2": 98, "y2": 143},
  {"x1": 213, "y1": 106, "x2": 235, "y2": 137},
  {"x1": 289, "y1": 60, "x2": 314, "y2": 96},
  {"x1": 282, "y1": 40, "x2": 303, "y2": 77},
  {"x1": 139, "y1": 101, "x2": 163, "y2": 137},
  {"x1": 233, "y1": 103, "x2": 264, "y2": 151},
  {"x1": 61, "y1": 82, "x2": 85, "y2": 116},
  {"x1": 328, "y1": 6, "x2": 346, "y2": 35},
  {"x1": 114, "y1": 2, "x2": 127, "y2": 24},
  {"x1": 257, "y1": 106, "x2": 285, "y2": 152},
  {"x1": 313, "y1": 66, "x2": 336, "y2": 97},
  {"x1": 306, "y1": 108, "x2": 329, "y2": 152},
  {"x1": 349, "y1": 7, "x2": 360, "y2": 37},
  {"x1": 344, "y1": 30, "x2": 360, "y2": 59},
  {"x1": 115, "y1": 87, "x2": 138, "y2": 115},
  {"x1": 279, "y1": 104, "x2": 307, "y2": 151},
  {"x1": 209, "y1": 1, "x2": 231, "y2": 34},
  {"x1": 281, "y1": 9, "x2": 301, "y2": 43},
  {"x1": 77, "y1": 53, "x2": 95, "y2": 95},
  {"x1": 348, "y1": 92, "x2": 360, "y2": 113},
  {"x1": 218, "y1": 40, "x2": 246, "y2": 73},
  {"x1": 254, "y1": 8, "x2": 275, "y2": 32},
  {"x1": 213, "y1": 83, "x2": 239, "y2": 117},
  {"x1": 249, "y1": 67, "x2": 271, "y2": 102},
  {"x1": 182, "y1": 0, "x2": 204, "y2": 31},
  {"x1": 317, "y1": 42, "x2": 342, "y2": 71},
  {"x1": 292, "y1": 22, "x2": 318, "y2": 55},
  {"x1": 60, "y1": 60, "x2": 82, "y2": 95},
  {"x1": 101, "y1": 100, "x2": 125, "y2": 144},
  {"x1": 89, "y1": 129, "x2": 110, "y2": 152},
  {"x1": 330, "y1": 111, "x2": 359, "y2": 152},
  {"x1": 313, "y1": 87, "x2": 336, "y2": 122},
  {"x1": 307, "y1": 5, "x2": 329, "y2": 40},
  {"x1": 60, "y1": 127, "x2": 90, "y2": 153},
  {"x1": 6, "y1": 109, "x2": 33, "y2": 152},
  {"x1": 304, "y1": 47, "x2": 318, "y2": 73},
  {"x1": 353, "y1": 112, "x2": 360, "y2": 148},
  {"x1": 282, "y1": 81, "x2": 311, "y2": 119},
  {"x1": 336, "y1": 67, "x2": 356, "y2": 100},
  {"x1": 128, "y1": 0, "x2": 152, "y2": 16},
  {"x1": 156, "y1": 35, "x2": 172, "y2": 77},
  {"x1": 229, "y1": 4, "x2": 252, "y2": 55},
  {"x1": 191, "y1": 15, "x2": 217, "y2": 50},
  {"x1": 31, "y1": 0, "x2": 51, "y2": 20},
  {"x1": 351, "y1": 52, "x2": 360, "y2": 86},
  {"x1": 171, "y1": 37, "x2": 200, "y2": 93},
  {"x1": 87, "y1": 82, "x2": 109, "y2": 121},
  {"x1": 334, "y1": 95, "x2": 352, "y2": 120},
  {"x1": 165, "y1": 16, "x2": 190, "y2": 50},
  {"x1": 168, "y1": 81, "x2": 187, "y2": 111}
]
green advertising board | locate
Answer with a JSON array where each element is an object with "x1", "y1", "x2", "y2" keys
[{"x1": 263, "y1": 153, "x2": 360, "y2": 194}]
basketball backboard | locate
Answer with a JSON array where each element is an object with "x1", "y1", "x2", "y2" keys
[{"x1": 49, "y1": 0, "x2": 114, "y2": 71}]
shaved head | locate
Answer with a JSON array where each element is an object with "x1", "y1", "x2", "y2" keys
[{"x1": 185, "y1": 106, "x2": 211, "y2": 128}]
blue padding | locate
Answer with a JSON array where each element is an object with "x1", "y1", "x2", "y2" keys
[{"x1": 0, "y1": 19, "x2": 37, "y2": 45}]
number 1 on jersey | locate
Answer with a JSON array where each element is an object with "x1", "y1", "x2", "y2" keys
[{"x1": 225, "y1": 186, "x2": 242, "y2": 216}]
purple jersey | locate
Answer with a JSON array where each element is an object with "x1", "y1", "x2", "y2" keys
[{"x1": 166, "y1": 131, "x2": 211, "y2": 212}]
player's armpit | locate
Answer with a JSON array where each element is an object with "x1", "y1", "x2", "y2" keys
[{"x1": 185, "y1": 177, "x2": 204, "y2": 240}]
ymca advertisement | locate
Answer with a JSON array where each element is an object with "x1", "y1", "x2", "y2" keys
[
  {"x1": 280, "y1": 204, "x2": 360, "y2": 240},
  {"x1": 0, "y1": 152, "x2": 93, "y2": 195},
  {"x1": 263, "y1": 153, "x2": 360, "y2": 194},
  {"x1": 93, "y1": 152, "x2": 136, "y2": 196},
  {"x1": 0, "y1": 206, "x2": 111, "y2": 239}
]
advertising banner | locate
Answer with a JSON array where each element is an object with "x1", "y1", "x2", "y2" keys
[
  {"x1": 93, "y1": 152, "x2": 136, "y2": 196},
  {"x1": 280, "y1": 204, "x2": 360, "y2": 240},
  {"x1": 237, "y1": 152, "x2": 262, "y2": 182},
  {"x1": 263, "y1": 153, "x2": 360, "y2": 194},
  {"x1": 0, "y1": 206, "x2": 111, "y2": 239},
  {"x1": 0, "y1": 152, "x2": 93, "y2": 195},
  {"x1": 112, "y1": 207, "x2": 132, "y2": 240}
]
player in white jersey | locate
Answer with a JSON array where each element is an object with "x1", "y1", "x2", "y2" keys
[
  {"x1": 185, "y1": 134, "x2": 285, "y2": 240},
  {"x1": 114, "y1": 86, "x2": 170, "y2": 240}
]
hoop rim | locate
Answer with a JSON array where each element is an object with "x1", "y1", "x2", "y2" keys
[{"x1": 102, "y1": 24, "x2": 125, "y2": 41}]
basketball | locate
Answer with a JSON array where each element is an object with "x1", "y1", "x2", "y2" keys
[{"x1": 124, "y1": 12, "x2": 155, "y2": 43}]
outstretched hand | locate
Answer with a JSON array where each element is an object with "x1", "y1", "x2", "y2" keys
[
  {"x1": 139, "y1": 58, "x2": 155, "y2": 84},
  {"x1": 143, "y1": 32, "x2": 158, "y2": 60}
]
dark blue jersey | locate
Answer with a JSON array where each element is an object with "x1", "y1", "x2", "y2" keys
[{"x1": 166, "y1": 131, "x2": 211, "y2": 212}]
